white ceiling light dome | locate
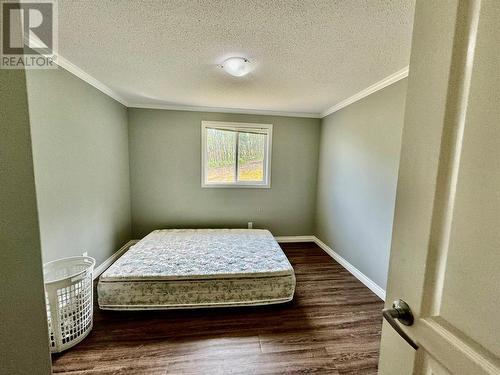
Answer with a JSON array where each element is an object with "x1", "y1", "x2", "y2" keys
[{"x1": 220, "y1": 57, "x2": 252, "y2": 77}]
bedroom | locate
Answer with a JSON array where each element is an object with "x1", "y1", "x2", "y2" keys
[{"x1": 1, "y1": 1, "x2": 499, "y2": 374}]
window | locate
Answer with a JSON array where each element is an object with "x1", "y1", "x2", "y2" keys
[{"x1": 201, "y1": 121, "x2": 272, "y2": 188}]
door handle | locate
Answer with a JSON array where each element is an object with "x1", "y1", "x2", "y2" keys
[{"x1": 382, "y1": 299, "x2": 419, "y2": 350}]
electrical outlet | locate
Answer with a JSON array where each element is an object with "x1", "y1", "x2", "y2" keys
[
  {"x1": 82, "y1": 251, "x2": 88, "y2": 257},
  {"x1": 248, "y1": 222, "x2": 253, "y2": 229}
]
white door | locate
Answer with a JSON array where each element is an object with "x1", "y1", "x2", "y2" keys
[{"x1": 378, "y1": 0, "x2": 499, "y2": 374}]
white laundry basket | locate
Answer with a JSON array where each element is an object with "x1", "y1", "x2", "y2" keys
[{"x1": 43, "y1": 256, "x2": 96, "y2": 353}]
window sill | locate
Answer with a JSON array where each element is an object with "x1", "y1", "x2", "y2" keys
[{"x1": 201, "y1": 183, "x2": 271, "y2": 189}]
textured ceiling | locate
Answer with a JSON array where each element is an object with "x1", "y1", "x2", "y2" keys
[{"x1": 58, "y1": 0, "x2": 415, "y2": 115}]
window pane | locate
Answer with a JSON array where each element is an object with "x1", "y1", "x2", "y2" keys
[
  {"x1": 237, "y1": 131, "x2": 266, "y2": 182},
  {"x1": 206, "y1": 128, "x2": 236, "y2": 183}
]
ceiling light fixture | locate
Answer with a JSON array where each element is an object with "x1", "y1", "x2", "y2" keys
[{"x1": 220, "y1": 57, "x2": 251, "y2": 77}]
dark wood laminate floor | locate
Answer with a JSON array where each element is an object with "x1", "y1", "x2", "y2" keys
[{"x1": 52, "y1": 243, "x2": 384, "y2": 375}]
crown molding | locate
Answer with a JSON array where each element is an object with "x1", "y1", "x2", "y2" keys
[
  {"x1": 38, "y1": 31, "x2": 405, "y2": 120},
  {"x1": 55, "y1": 55, "x2": 129, "y2": 106},
  {"x1": 321, "y1": 66, "x2": 409, "y2": 118},
  {"x1": 26, "y1": 33, "x2": 129, "y2": 106},
  {"x1": 128, "y1": 102, "x2": 320, "y2": 118},
  {"x1": 56, "y1": 53, "x2": 320, "y2": 117}
]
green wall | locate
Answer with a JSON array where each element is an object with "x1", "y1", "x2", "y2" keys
[
  {"x1": 315, "y1": 79, "x2": 408, "y2": 290},
  {"x1": 0, "y1": 70, "x2": 51, "y2": 374},
  {"x1": 128, "y1": 109, "x2": 321, "y2": 237},
  {"x1": 23, "y1": 65, "x2": 321, "y2": 266},
  {"x1": 26, "y1": 67, "x2": 132, "y2": 266},
  {"x1": 17, "y1": 60, "x2": 406, "y2": 333},
  {"x1": 1, "y1": 31, "x2": 408, "y2": 372}
]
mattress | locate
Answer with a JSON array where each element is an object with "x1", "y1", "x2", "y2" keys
[{"x1": 98, "y1": 229, "x2": 295, "y2": 310}]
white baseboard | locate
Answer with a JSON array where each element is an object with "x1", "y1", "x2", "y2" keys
[
  {"x1": 93, "y1": 240, "x2": 138, "y2": 280},
  {"x1": 93, "y1": 236, "x2": 386, "y2": 302},
  {"x1": 312, "y1": 237, "x2": 386, "y2": 301},
  {"x1": 274, "y1": 235, "x2": 316, "y2": 243},
  {"x1": 273, "y1": 235, "x2": 386, "y2": 300}
]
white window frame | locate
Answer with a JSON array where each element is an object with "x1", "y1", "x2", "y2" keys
[{"x1": 201, "y1": 121, "x2": 272, "y2": 188}]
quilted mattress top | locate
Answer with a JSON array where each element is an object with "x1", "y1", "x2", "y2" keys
[{"x1": 100, "y1": 229, "x2": 294, "y2": 281}]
